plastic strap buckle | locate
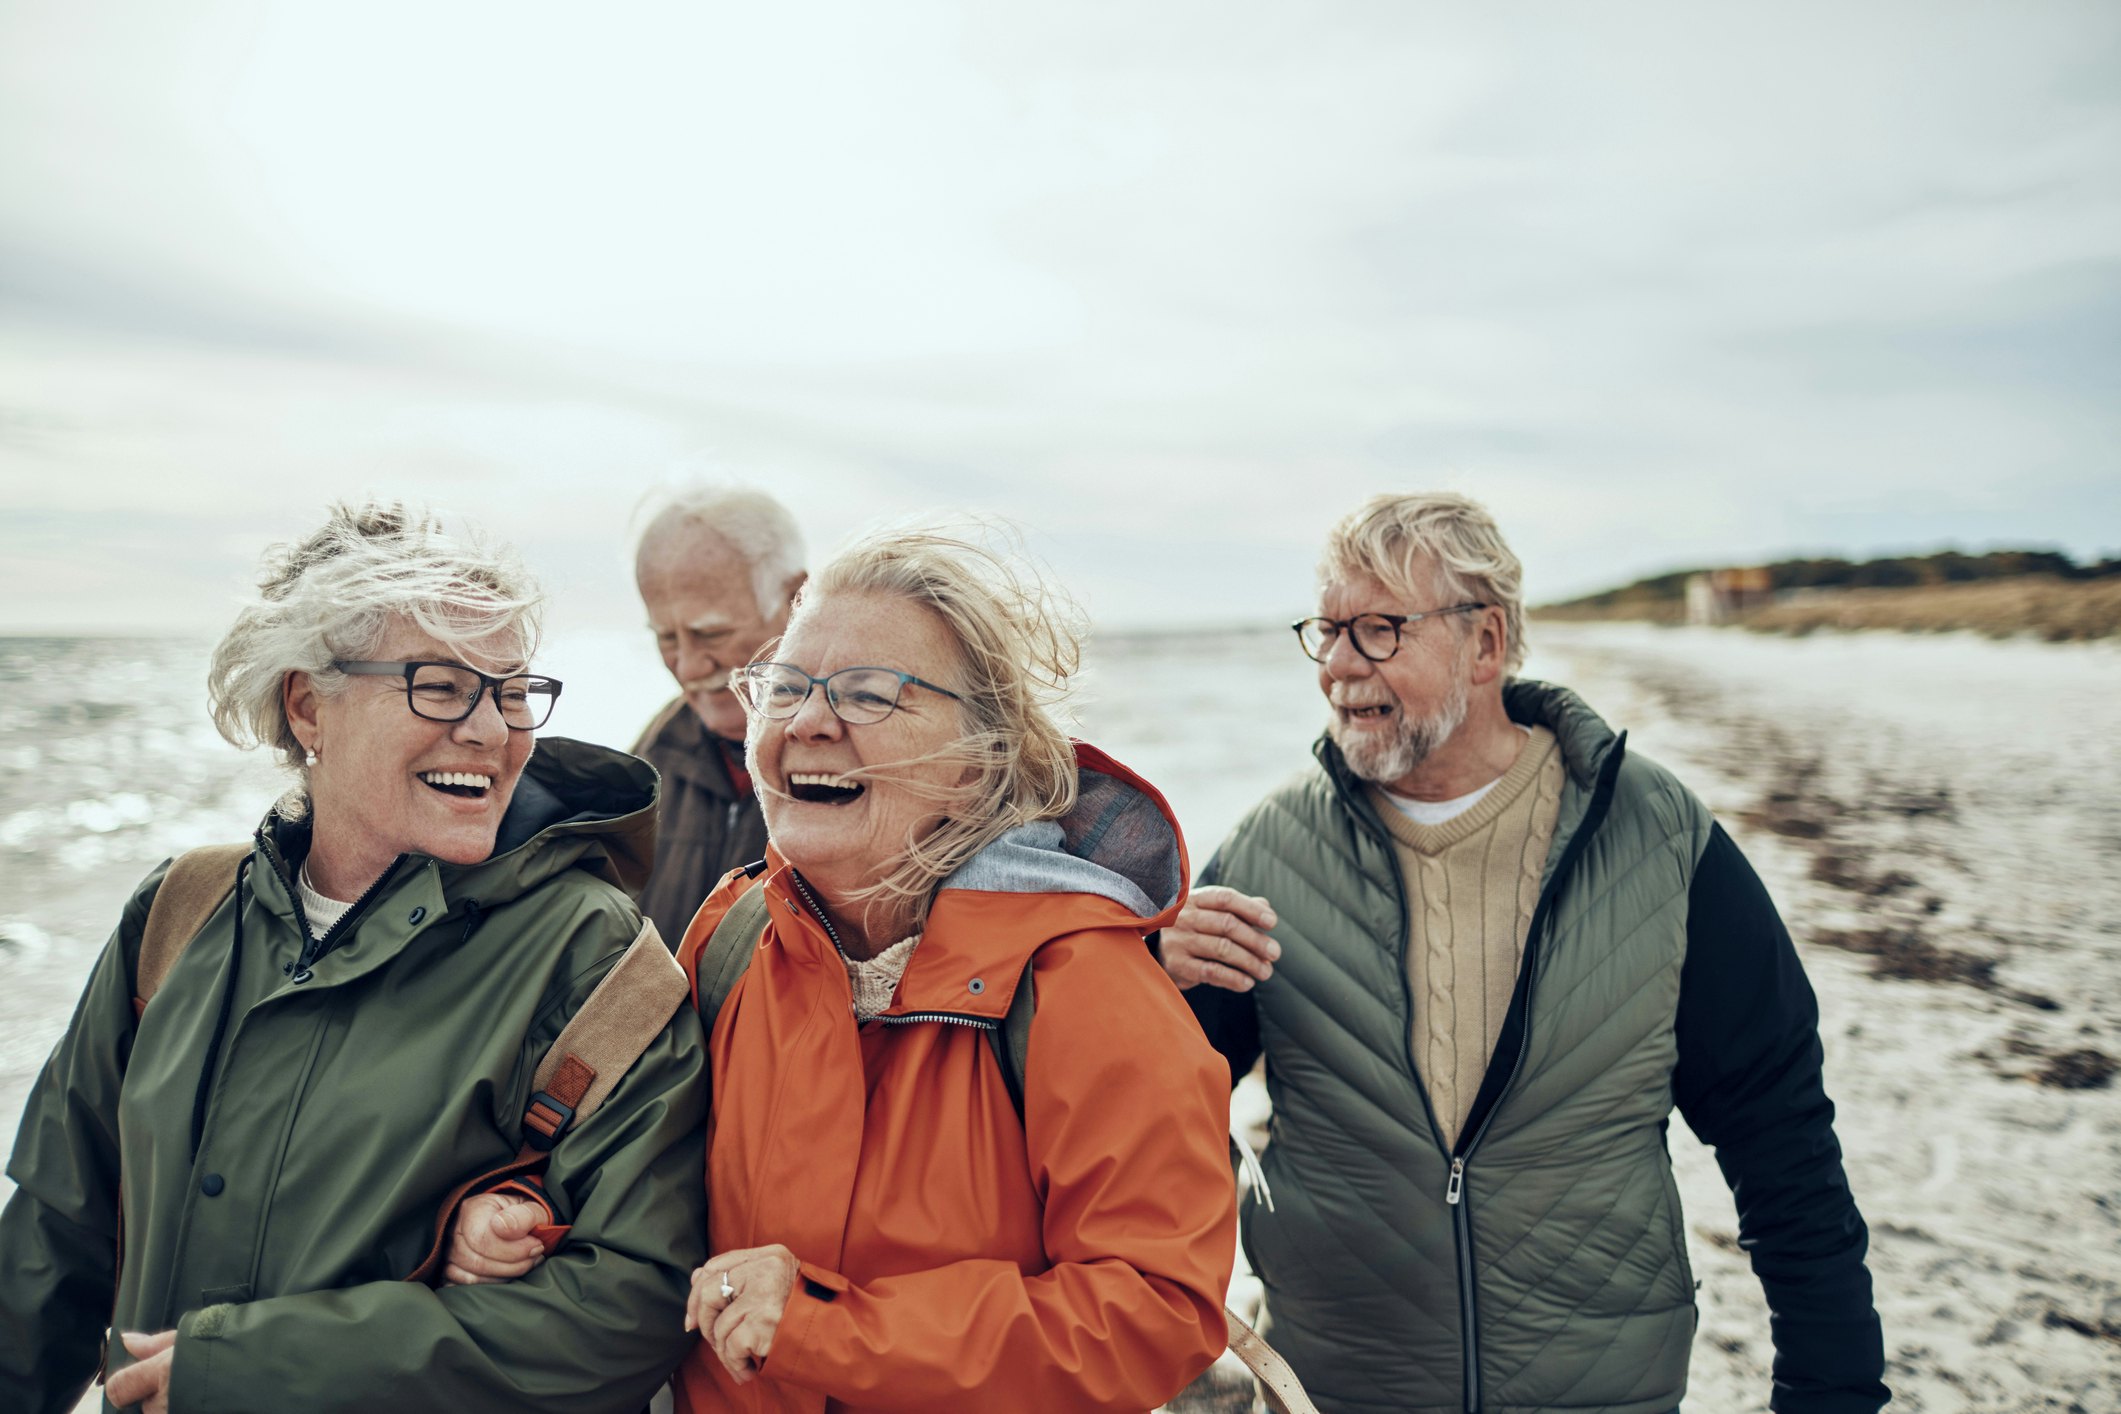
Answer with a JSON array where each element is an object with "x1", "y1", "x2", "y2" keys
[{"x1": 523, "y1": 1091, "x2": 577, "y2": 1152}]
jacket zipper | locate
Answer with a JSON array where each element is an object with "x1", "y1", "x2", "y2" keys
[
  {"x1": 1347, "y1": 797, "x2": 1490, "y2": 1414},
  {"x1": 785, "y1": 870, "x2": 845, "y2": 953},
  {"x1": 877, "y1": 1011, "x2": 998, "y2": 1031},
  {"x1": 1331, "y1": 731, "x2": 1626, "y2": 1414},
  {"x1": 1445, "y1": 1156, "x2": 1478, "y2": 1409},
  {"x1": 260, "y1": 829, "x2": 408, "y2": 974},
  {"x1": 1437, "y1": 739, "x2": 1627, "y2": 1413},
  {"x1": 784, "y1": 872, "x2": 999, "y2": 1034}
]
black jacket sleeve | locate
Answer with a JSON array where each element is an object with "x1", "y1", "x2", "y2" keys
[
  {"x1": 1166, "y1": 851, "x2": 1262, "y2": 1090},
  {"x1": 1674, "y1": 822, "x2": 1890, "y2": 1414}
]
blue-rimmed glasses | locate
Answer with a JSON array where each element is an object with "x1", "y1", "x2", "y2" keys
[
  {"x1": 1292, "y1": 604, "x2": 1487, "y2": 663},
  {"x1": 732, "y1": 662, "x2": 962, "y2": 725},
  {"x1": 333, "y1": 660, "x2": 563, "y2": 730}
]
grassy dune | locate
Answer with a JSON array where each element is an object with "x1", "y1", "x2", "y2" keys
[{"x1": 1535, "y1": 574, "x2": 2121, "y2": 642}]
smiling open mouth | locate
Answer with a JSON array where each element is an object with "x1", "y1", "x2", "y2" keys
[
  {"x1": 787, "y1": 771, "x2": 865, "y2": 804},
  {"x1": 420, "y1": 770, "x2": 493, "y2": 799},
  {"x1": 1341, "y1": 703, "x2": 1395, "y2": 721}
]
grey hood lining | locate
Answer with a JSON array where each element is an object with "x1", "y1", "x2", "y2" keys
[{"x1": 940, "y1": 768, "x2": 1182, "y2": 919}]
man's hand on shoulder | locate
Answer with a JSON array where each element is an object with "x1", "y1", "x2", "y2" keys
[{"x1": 1158, "y1": 886, "x2": 1280, "y2": 992}]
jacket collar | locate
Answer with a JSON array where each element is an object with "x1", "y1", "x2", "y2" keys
[
  {"x1": 254, "y1": 735, "x2": 660, "y2": 929},
  {"x1": 642, "y1": 697, "x2": 747, "y2": 801},
  {"x1": 1312, "y1": 677, "x2": 1624, "y2": 851},
  {"x1": 755, "y1": 742, "x2": 1189, "y2": 1022}
]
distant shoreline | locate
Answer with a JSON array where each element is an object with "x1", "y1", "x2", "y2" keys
[{"x1": 1534, "y1": 575, "x2": 2121, "y2": 643}]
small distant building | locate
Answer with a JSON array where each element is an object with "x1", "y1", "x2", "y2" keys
[{"x1": 1685, "y1": 567, "x2": 1775, "y2": 625}]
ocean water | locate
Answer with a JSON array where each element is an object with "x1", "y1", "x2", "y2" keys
[
  {"x1": 6, "y1": 622, "x2": 2120, "y2": 1407},
  {"x1": 0, "y1": 625, "x2": 1323, "y2": 1082}
]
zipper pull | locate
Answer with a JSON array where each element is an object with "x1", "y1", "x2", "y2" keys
[{"x1": 1445, "y1": 1157, "x2": 1465, "y2": 1206}]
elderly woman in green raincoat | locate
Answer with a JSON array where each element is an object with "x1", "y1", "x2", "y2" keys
[{"x1": 0, "y1": 503, "x2": 707, "y2": 1413}]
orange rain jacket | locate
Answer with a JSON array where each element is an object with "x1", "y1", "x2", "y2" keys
[{"x1": 673, "y1": 744, "x2": 1237, "y2": 1414}]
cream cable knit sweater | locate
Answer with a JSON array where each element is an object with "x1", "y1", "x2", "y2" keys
[
  {"x1": 843, "y1": 934, "x2": 922, "y2": 1021},
  {"x1": 1368, "y1": 725, "x2": 1564, "y2": 1148}
]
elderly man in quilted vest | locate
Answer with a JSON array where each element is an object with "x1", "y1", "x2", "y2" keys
[{"x1": 1158, "y1": 492, "x2": 1889, "y2": 1414}]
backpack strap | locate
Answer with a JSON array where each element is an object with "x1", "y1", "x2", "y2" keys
[
  {"x1": 696, "y1": 878, "x2": 771, "y2": 1032},
  {"x1": 983, "y1": 957, "x2": 1038, "y2": 1120},
  {"x1": 519, "y1": 917, "x2": 689, "y2": 1149},
  {"x1": 135, "y1": 843, "x2": 251, "y2": 1011},
  {"x1": 405, "y1": 915, "x2": 688, "y2": 1284},
  {"x1": 1226, "y1": 1306, "x2": 1322, "y2": 1414}
]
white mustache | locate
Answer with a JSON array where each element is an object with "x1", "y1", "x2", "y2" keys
[
  {"x1": 682, "y1": 671, "x2": 732, "y2": 694},
  {"x1": 1330, "y1": 687, "x2": 1398, "y2": 711}
]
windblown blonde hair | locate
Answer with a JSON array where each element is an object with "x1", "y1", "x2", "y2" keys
[
  {"x1": 755, "y1": 523, "x2": 1082, "y2": 933},
  {"x1": 207, "y1": 502, "x2": 544, "y2": 816},
  {"x1": 1320, "y1": 492, "x2": 1527, "y2": 676}
]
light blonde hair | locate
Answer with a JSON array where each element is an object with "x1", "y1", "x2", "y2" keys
[
  {"x1": 207, "y1": 502, "x2": 543, "y2": 815},
  {"x1": 1320, "y1": 492, "x2": 1526, "y2": 675},
  {"x1": 757, "y1": 523, "x2": 1082, "y2": 931}
]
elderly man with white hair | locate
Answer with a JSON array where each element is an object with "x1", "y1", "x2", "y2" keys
[
  {"x1": 1159, "y1": 493, "x2": 1889, "y2": 1414},
  {"x1": 631, "y1": 488, "x2": 807, "y2": 945}
]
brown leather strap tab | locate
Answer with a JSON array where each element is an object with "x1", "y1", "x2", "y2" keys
[
  {"x1": 1225, "y1": 1306, "x2": 1320, "y2": 1414},
  {"x1": 136, "y1": 843, "x2": 250, "y2": 1006},
  {"x1": 545, "y1": 1053, "x2": 596, "y2": 1107},
  {"x1": 523, "y1": 1054, "x2": 597, "y2": 1146},
  {"x1": 528, "y1": 918, "x2": 687, "y2": 1132}
]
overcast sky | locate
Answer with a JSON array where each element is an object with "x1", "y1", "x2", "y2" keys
[{"x1": 2, "y1": 0, "x2": 2116, "y2": 637}]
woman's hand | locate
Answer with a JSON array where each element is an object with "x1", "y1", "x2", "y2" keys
[
  {"x1": 108, "y1": 1329, "x2": 176, "y2": 1412},
  {"x1": 686, "y1": 1244, "x2": 800, "y2": 1384},
  {"x1": 443, "y1": 1192, "x2": 550, "y2": 1286}
]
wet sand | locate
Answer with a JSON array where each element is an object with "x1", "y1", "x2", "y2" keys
[{"x1": 1521, "y1": 625, "x2": 2121, "y2": 1412}]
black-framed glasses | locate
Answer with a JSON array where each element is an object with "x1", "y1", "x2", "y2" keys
[
  {"x1": 732, "y1": 662, "x2": 962, "y2": 725},
  {"x1": 333, "y1": 660, "x2": 563, "y2": 731},
  {"x1": 1292, "y1": 604, "x2": 1487, "y2": 663}
]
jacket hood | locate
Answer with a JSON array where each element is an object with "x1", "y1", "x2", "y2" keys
[
  {"x1": 635, "y1": 695, "x2": 747, "y2": 801},
  {"x1": 759, "y1": 742, "x2": 1188, "y2": 1023},
  {"x1": 1500, "y1": 678, "x2": 1620, "y2": 789},
  {"x1": 1309, "y1": 679, "x2": 1627, "y2": 891},
  {"x1": 259, "y1": 735, "x2": 659, "y2": 911},
  {"x1": 937, "y1": 742, "x2": 1186, "y2": 923}
]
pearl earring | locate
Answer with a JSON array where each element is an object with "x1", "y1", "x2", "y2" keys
[{"x1": 305, "y1": 745, "x2": 319, "y2": 767}]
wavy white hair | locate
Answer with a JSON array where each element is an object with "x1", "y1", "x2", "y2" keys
[
  {"x1": 634, "y1": 484, "x2": 808, "y2": 618},
  {"x1": 206, "y1": 502, "x2": 544, "y2": 814}
]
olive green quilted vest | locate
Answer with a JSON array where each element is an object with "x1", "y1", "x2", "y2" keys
[{"x1": 1221, "y1": 681, "x2": 1712, "y2": 1414}]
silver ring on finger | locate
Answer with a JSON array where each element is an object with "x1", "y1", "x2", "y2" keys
[{"x1": 719, "y1": 1271, "x2": 735, "y2": 1301}]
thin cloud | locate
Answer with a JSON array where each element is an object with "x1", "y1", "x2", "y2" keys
[{"x1": 2, "y1": 0, "x2": 2116, "y2": 634}]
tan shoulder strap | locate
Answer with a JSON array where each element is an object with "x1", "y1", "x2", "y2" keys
[
  {"x1": 1224, "y1": 1306, "x2": 1320, "y2": 1414},
  {"x1": 696, "y1": 878, "x2": 769, "y2": 1031},
  {"x1": 136, "y1": 843, "x2": 251, "y2": 1006},
  {"x1": 520, "y1": 917, "x2": 690, "y2": 1149},
  {"x1": 405, "y1": 918, "x2": 688, "y2": 1285}
]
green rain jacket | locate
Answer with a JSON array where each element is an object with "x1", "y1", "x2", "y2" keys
[{"x1": 0, "y1": 736, "x2": 709, "y2": 1414}]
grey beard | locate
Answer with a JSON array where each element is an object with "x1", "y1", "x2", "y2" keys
[{"x1": 1329, "y1": 678, "x2": 1470, "y2": 785}]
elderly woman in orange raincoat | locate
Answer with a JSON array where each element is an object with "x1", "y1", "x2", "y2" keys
[{"x1": 452, "y1": 527, "x2": 1238, "y2": 1413}]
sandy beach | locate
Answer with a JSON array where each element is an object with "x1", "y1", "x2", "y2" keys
[{"x1": 1489, "y1": 624, "x2": 2121, "y2": 1412}]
